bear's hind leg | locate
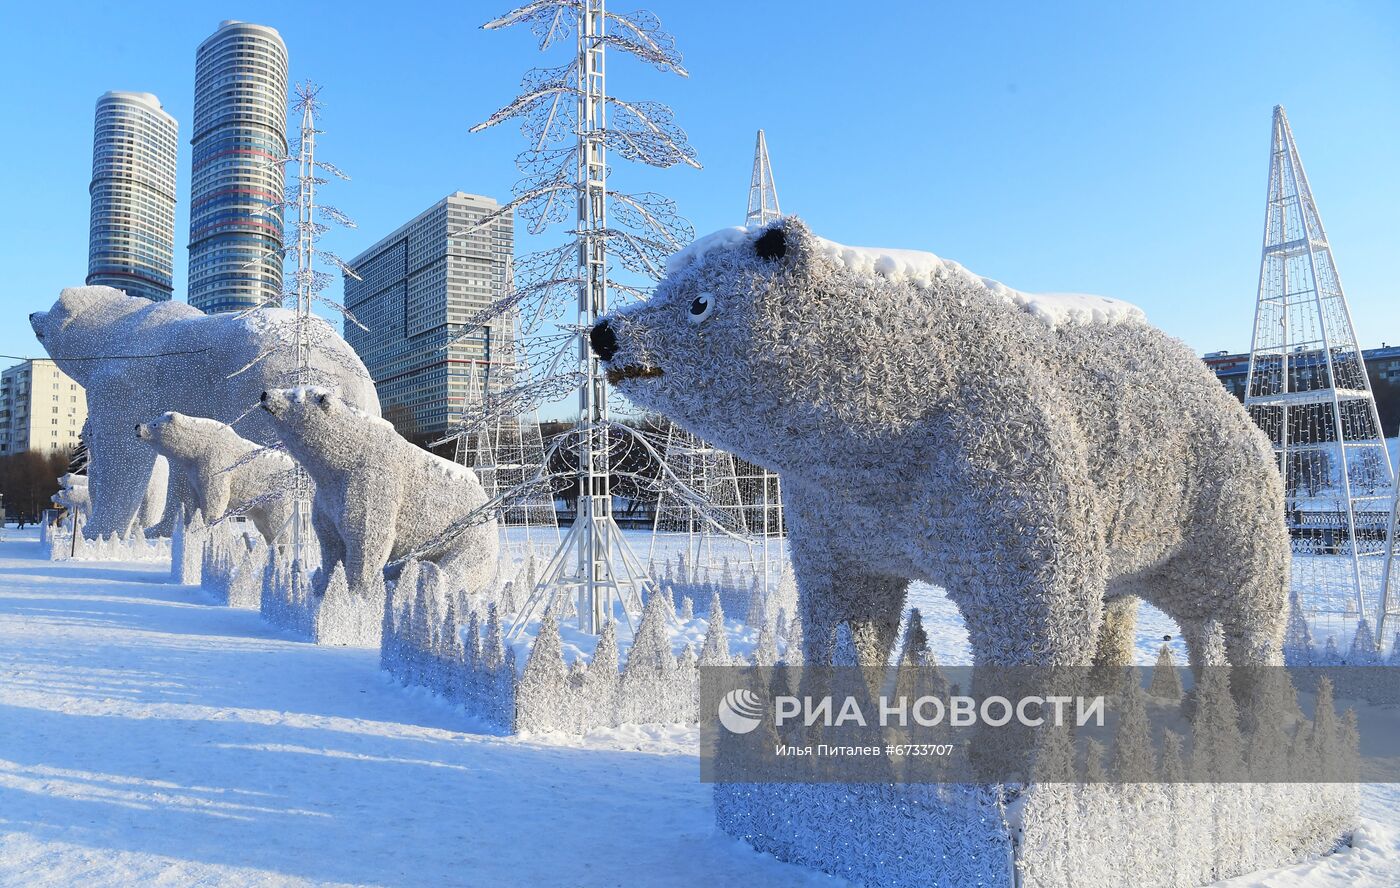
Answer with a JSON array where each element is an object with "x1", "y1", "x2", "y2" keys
[{"x1": 845, "y1": 576, "x2": 910, "y2": 690}]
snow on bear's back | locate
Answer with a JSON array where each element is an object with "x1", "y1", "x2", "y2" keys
[{"x1": 667, "y1": 224, "x2": 1146, "y2": 330}]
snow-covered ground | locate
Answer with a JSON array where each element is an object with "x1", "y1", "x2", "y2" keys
[{"x1": 1, "y1": 527, "x2": 1397, "y2": 887}]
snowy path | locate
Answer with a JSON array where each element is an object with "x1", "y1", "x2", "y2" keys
[
  {"x1": 0, "y1": 533, "x2": 829, "y2": 887},
  {"x1": 1, "y1": 531, "x2": 1398, "y2": 887}
]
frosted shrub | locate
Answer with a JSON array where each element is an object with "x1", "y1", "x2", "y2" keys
[
  {"x1": 1147, "y1": 644, "x2": 1183, "y2": 701},
  {"x1": 169, "y1": 508, "x2": 207, "y2": 584},
  {"x1": 380, "y1": 558, "x2": 515, "y2": 729},
  {"x1": 260, "y1": 552, "x2": 317, "y2": 638},
  {"x1": 315, "y1": 563, "x2": 382, "y2": 647},
  {"x1": 200, "y1": 523, "x2": 265, "y2": 608}
]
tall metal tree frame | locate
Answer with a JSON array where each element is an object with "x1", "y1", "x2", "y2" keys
[
  {"x1": 1244, "y1": 105, "x2": 1393, "y2": 646},
  {"x1": 467, "y1": 0, "x2": 700, "y2": 635},
  {"x1": 247, "y1": 81, "x2": 361, "y2": 577}
]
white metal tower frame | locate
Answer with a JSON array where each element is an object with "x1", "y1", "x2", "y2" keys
[
  {"x1": 1243, "y1": 105, "x2": 1394, "y2": 645},
  {"x1": 742, "y1": 128, "x2": 786, "y2": 597},
  {"x1": 287, "y1": 88, "x2": 318, "y2": 572},
  {"x1": 746, "y1": 129, "x2": 781, "y2": 227},
  {"x1": 517, "y1": 0, "x2": 646, "y2": 635},
  {"x1": 240, "y1": 81, "x2": 360, "y2": 581},
  {"x1": 465, "y1": 0, "x2": 699, "y2": 638}
]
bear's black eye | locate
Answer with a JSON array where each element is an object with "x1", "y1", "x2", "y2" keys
[
  {"x1": 688, "y1": 291, "x2": 716, "y2": 324},
  {"x1": 754, "y1": 226, "x2": 786, "y2": 261}
]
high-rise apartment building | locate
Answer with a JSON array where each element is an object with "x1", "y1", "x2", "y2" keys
[
  {"x1": 345, "y1": 192, "x2": 514, "y2": 444},
  {"x1": 0, "y1": 361, "x2": 88, "y2": 456},
  {"x1": 187, "y1": 20, "x2": 289, "y2": 314},
  {"x1": 86, "y1": 92, "x2": 179, "y2": 302}
]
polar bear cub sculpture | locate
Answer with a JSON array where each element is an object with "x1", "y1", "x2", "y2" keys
[
  {"x1": 136, "y1": 412, "x2": 301, "y2": 547},
  {"x1": 592, "y1": 218, "x2": 1289, "y2": 675},
  {"x1": 259, "y1": 387, "x2": 498, "y2": 602},
  {"x1": 29, "y1": 286, "x2": 381, "y2": 539}
]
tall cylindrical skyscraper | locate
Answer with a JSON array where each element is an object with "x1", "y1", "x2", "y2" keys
[
  {"x1": 188, "y1": 20, "x2": 288, "y2": 313},
  {"x1": 87, "y1": 91, "x2": 179, "y2": 302}
]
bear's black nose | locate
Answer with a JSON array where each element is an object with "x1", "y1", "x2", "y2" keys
[
  {"x1": 260, "y1": 391, "x2": 270, "y2": 402},
  {"x1": 590, "y1": 320, "x2": 617, "y2": 361}
]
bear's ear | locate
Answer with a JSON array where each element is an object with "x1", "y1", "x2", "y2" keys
[
  {"x1": 754, "y1": 226, "x2": 786, "y2": 261},
  {"x1": 317, "y1": 392, "x2": 331, "y2": 409}
]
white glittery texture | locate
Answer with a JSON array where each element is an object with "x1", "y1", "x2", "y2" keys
[
  {"x1": 606, "y1": 217, "x2": 1290, "y2": 684},
  {"x1": 29, "y1": 286, "x2": 381, "y2": 539},
  {"x1": 259, "y1": 387, "x2": 498, "y2": 609}
]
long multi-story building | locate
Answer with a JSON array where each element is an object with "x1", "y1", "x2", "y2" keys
[
  {"x1": 187, "y1": 20, "x2": 288, "y2": 314},
  {"x1": 345, "y1": 192, "x2": 514, "y2": 445},
  {"x1": 1204, "y1": 344, "x2": 1400, "y2": 401},
  {"x1": 0, "y1": 361, "x2": 88, "y2": 456},
  {"x1": 86, "y1": 92, "x2": 179, "y2": 302}
]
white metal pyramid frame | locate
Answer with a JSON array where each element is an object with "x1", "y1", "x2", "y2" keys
[
  {"x1": 746, "y1": 129, "x2": 781, "y2": 227},
  {"x1": 1243, "y1": 105, "x2": 1394, "y2": 649},
  {"x1": 741, "y1": 129, "x2": 787, "y2": 597}
]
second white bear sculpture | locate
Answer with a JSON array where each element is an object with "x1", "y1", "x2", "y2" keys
[
  {"x1": 29, "y1": 286, "x2": 381, "y2": 538},
  {"x1": 259, "y1": 387, "x2": 498, "y2": 603},
  {"x1": 136, "y1": 412, "x2": 299, "y2": 547},
  {"x1": 592, "y1": 218, "x2": 1289, "y2": 677}
]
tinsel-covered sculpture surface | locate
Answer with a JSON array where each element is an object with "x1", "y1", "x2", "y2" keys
[
  {"x1": 259, "y1": 387, "x2": 498, "y2": 602},
  {"x1": 136, "y1": 412, "x2": 301, "y2": 547},
  {"x1": 593, "y1": 218, "x2": 1289, "y2": 676},
  {"x1": 29, "y1": 287, "x2": 381, "y2": 538}
]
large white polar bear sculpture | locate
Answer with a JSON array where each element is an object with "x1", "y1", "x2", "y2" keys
[
  {"x1": 29, "y1": 286, "x2": 381, "y2": 539},
  {"x1": 591, "y1": 218, "x2": 1289, "y2": 677},
  {"x1": 136, "y1": 412, "x2": 300, "y2": 547},
  {"x1": 259, "y1": 387, "x2": 498, "y2": 603}
]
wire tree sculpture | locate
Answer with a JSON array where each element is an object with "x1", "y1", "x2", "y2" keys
[
  {"x1": 237, "y1": 81, "x2": 363, "y2": 577},
  {"x1": 265, "y1": 82, "x2": 364, "y2": 367},
  {"x1": 457, "y1": 0, "x2": 701, "y2": 635}
]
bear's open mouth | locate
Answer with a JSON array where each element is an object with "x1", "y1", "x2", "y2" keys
[{"x1": 606, "y1": 364, "x2": 664, "y2": 385}]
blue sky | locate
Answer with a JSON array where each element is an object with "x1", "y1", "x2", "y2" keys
[{"x1": 2, "y1": 1, "x2": 1398, "y2": 378}]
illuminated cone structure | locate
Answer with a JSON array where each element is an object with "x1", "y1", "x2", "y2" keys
[{"x1": 1244, "y1": 105, "x2": 1394, "y2": 650}]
